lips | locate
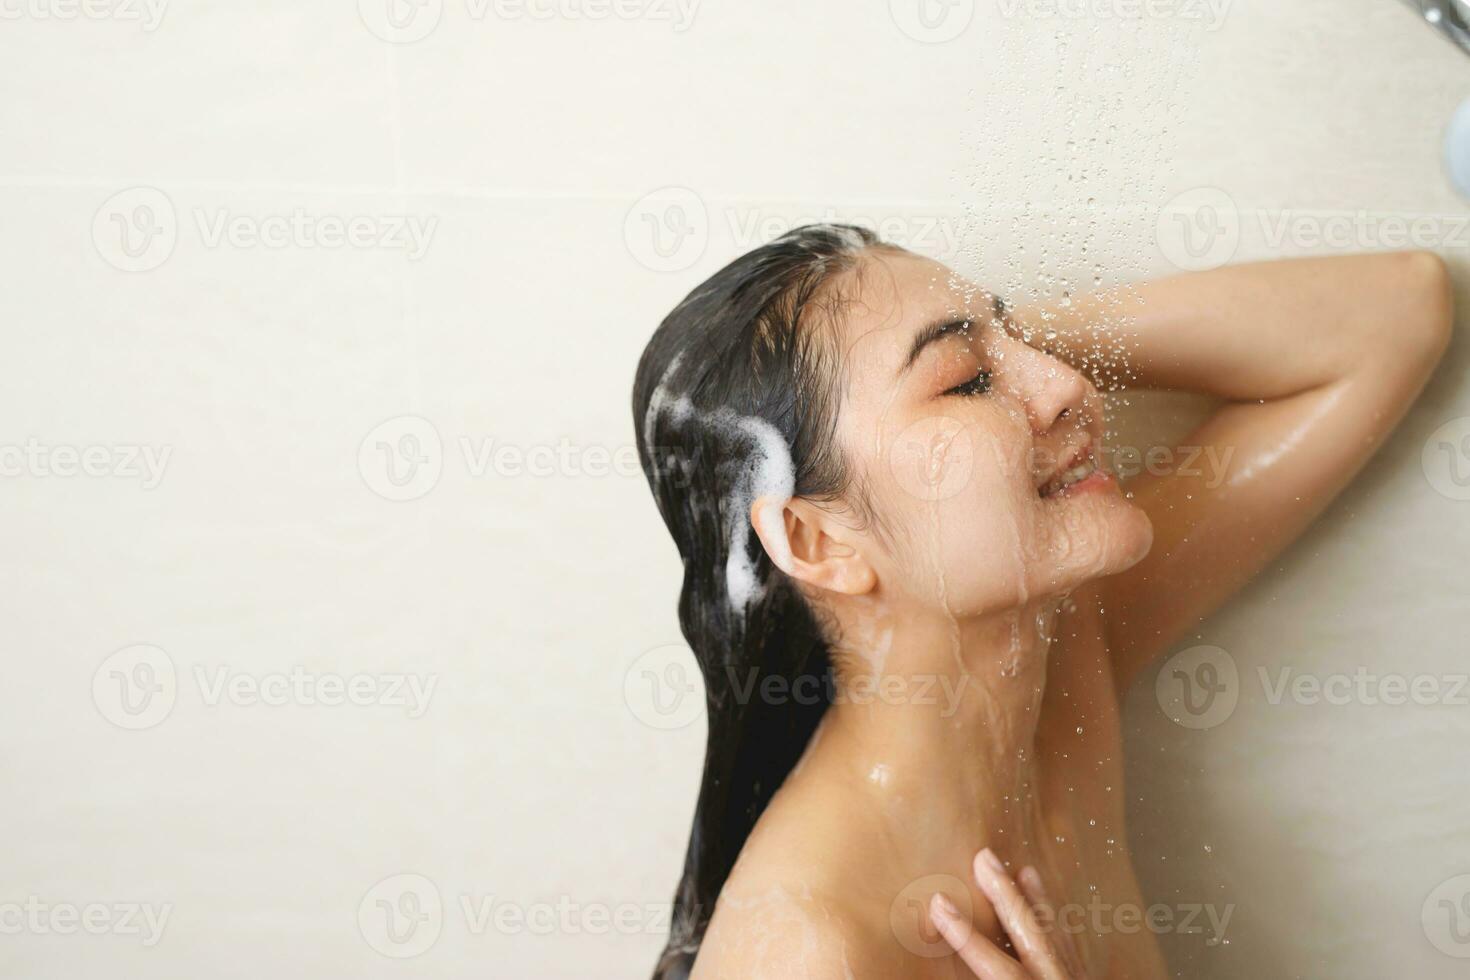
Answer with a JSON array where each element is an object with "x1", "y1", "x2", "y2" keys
[{"x1": 1038, "y1": 441, "x2": 1100, "y2": 498}]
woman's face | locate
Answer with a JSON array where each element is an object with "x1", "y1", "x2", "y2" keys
[{"x1": 829, "y1": 249, "x2": 1153, "y2": 617}]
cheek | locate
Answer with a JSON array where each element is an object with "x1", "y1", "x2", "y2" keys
[
  {"x1": 886, "y1": 415, "x2": 976, "y2": 502},
  {"x1": 871, "y1": 413, "x2": 1044, "y2": 605},
  {"x1": 882, "y1": 406, "x2": 1034, "y2": 504}
]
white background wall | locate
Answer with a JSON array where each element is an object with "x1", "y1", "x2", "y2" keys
[{"x1": 2, "y1": 1, "x2": 1469, "y2": 977}]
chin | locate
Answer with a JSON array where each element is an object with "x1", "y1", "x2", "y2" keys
[
  {"x1": 1037, "y1": 494, "x2": 1155, "y2": 591},
  {"x1": 1114, "y1": 505, "x2": 1155, "y2": 571},
  {"x1": 1084, "y1": 488, "x2": 1154, "y2": 571}
]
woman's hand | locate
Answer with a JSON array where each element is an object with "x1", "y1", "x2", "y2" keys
[{"x1": 929, "y1": 848, "x2": 1090, "y2": 980}]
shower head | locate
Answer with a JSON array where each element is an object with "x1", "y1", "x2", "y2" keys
[
  {"x1": 1402, "y1": 2, "x2": 1470, "y2": 198},
  {"x1": 1400, "y1": 0, "x2": 1470, "y2": 56},
  {"x1": 1450, "y1": 98, "x2": 1470, "y2": 197}
]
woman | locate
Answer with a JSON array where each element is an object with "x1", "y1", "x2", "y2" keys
[{"x1": 632, "y1": 224, "x2": 1452, "y2": 978}]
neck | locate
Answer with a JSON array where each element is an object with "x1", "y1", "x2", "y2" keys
[{"x1": 797, "y1": 593, "x2": 1065, "y2": 873}]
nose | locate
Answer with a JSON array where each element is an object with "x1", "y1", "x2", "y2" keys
[{"x1": 1003, "y1": 343, "x2": 1092, "y2": 434}]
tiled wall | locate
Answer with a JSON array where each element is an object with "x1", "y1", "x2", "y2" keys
[{"x1": 1, "y1": 1, "x2": 1466, "y2": 977}]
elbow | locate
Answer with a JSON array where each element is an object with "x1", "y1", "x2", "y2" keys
[{"x1": 1396, "y1": 250, "x2": 1455, "y2": 364}]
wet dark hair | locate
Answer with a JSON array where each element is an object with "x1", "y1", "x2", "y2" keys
[{"x1": 632, "y1": 223, "x2": 886, "y2": 978}]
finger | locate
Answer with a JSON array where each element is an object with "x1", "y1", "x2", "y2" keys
[
  {"x1": 1016, "y1": 865, "x2": 1048, "y2": 914},
  {"x1": 928, "y1": 893, "x2": 1027, "y2": 980},
  {"x1": 972, "y1": 849, "x2": 1071, "y2": 980},
  {"x1": 1018, "y1": 866, "x2": 1085, "y2": 978}
]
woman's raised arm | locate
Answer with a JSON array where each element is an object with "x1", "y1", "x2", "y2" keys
[{"x1": 1016, "y1": 252, "x2": 1455, "y2": 689}]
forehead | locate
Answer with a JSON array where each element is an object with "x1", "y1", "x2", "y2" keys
[{"x1": 829, "y1": 250, "x2": 987, "y2": 379}]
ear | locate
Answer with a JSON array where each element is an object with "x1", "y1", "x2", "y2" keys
[{"x1": 750, "y1": 495, "x2": 876, "y2": 597}]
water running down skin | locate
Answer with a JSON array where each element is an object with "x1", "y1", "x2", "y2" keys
[{"x1": 690, "y1": 249, "x2": 1454, "y2": 979}]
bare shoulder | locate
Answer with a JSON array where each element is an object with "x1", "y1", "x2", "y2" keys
[
  {"x1": 690, "y1": 876, "x2": 879, "y2": 980},
  {"x1": 689, "y1": 785, "x2": 913, "y2": 979}
]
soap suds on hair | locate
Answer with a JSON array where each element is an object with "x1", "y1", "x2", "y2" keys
[
  {"x1": 723, "y1": 414, "x2": 795, "y2": 608},
  {"x1": 643, "y1": 353, "x2": 796, "y2": 610},
  {"x1": 643, "y1": 352, "x2": 693, "y2": 452}
]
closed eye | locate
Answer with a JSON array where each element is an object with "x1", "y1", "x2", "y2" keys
[{"x1": 944, "y1": 369, "x2": 992, "y2": 397}]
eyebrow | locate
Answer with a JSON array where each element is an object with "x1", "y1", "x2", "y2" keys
[{"x1": 898, "y1": 295, "x2": 1008, "y2": 376}]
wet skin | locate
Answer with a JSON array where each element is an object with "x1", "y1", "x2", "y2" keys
[{"x1": 691, "y1": 248, "x2": 1453, "y2": 979}]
